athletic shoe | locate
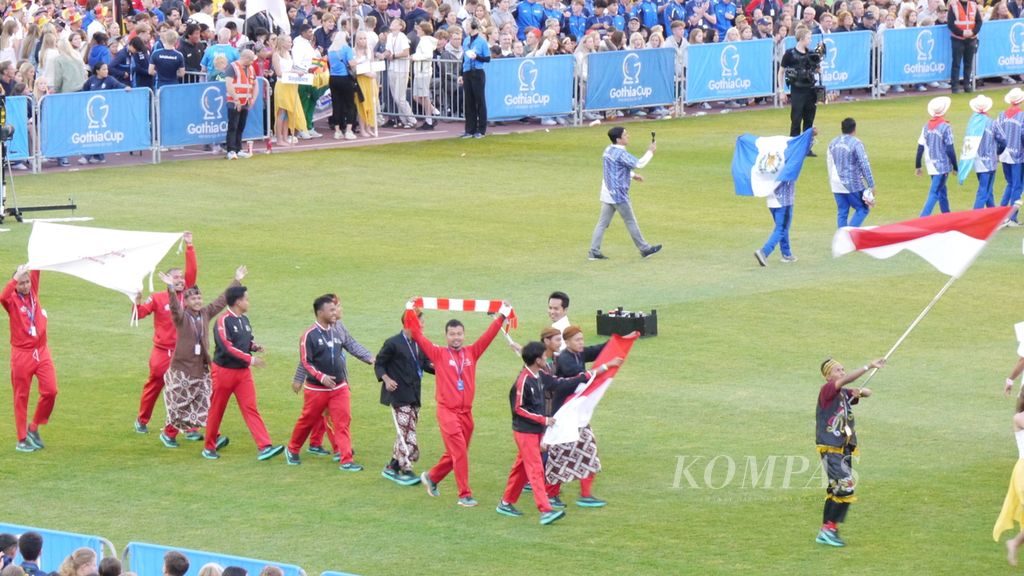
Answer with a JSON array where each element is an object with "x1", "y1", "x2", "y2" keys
[
  {"x1": 416, "y1": 122, "x2": 435, "y2": 131},
  {"x1": 58, "y1": 158, "x2": 70, "y2": 167},
  {"x1": 78, "y1": 157, "x2": 89, "y2": 165},
  {"x1": 257, "y1": 445, "x2": 285, "y2": 461},
  {"x1": 134, "y1": 420, "x2": 148, "y2": 434},
  {"x1": 87, "y1": 157, "x2": 101, "y2": 164},
  {"x1": 457, "y1": 496, "x2": 479, "y2": 507},
  {"x1": 159, "y1": 432, "x2": 179, "y2": 448},
  {"x1": 893, "y1": 85, "x2": 906, "y2": 93},
  {"x1": 201, "y1": 449, "x2": 220, "y2": 460},
  {"x1": 754, "y1": 249, "x2": 767, "y2": 267},
  {"x1": 396, "y1": 471, "x2": 421, "y2": 486},
  {"x1": 473, "y1": 133, "x2": 485, "y2": 139},
  {"x1": 460, "y1": 133, "x2": 474, "y2": 139},
  {"x1": 523, "y1": 483, "x2": 533, "y2": 492},
  {"x1": 781, "y1": 254, "x2": 798, "y2": 263},
  {"x1": 549, "y1": 496, "x2": 567, "y2": 510},
  {"x1": 539, "y1": 510, "x2": 566, "y2": 525},
  {"x1": 26, "y1": 429, "x2": 44, "y2": 449},
  {"x1": 298, "y1": 131, "x2": 314, "y2": 140},
  {"x1": 422, "y1": 472, "x2": 440, "y2": 497},
  {"x1": 184, "y1": 431, "x2": 204, "y2": 441},
  {"x1": 382, "y1": 467, "x2": 400, "y2": 482},
  {"x1": 307, "y1": 446, "x2": 331, "y2": 456},
  {"x1": 806, "y1": 150, "x2": 818, "y2": 157},
  {"x1": 554, "y1": 116, "x2": 567, "y2": 125},
  {"x1": 332, "y1": 452, "x2": 341, "y2": 462},
  {"x1": 640, "y1": 244, "x2": 663, "y2": 259},
  {"x1": 339, "y1": 462, "x2": 364, "y2": 472},
  {"x1": 576, "y1": 496, "x2": 607, "y2": 508},
  {"x1": 285, "y1": 451, "x2": 301, "y2": 465},
  {"x1": 334, "y1": 130, "x2": 343, "y2": 139},
  {"x1": 541, "y1": 118, "x2": 556, "y2": 126},
  {"x1": 226, "y1": 152, "x2": 237, "y2": 160},
  {"x1": 15, "y1": 440, "x2": 38, "y2": 453},
  {"x1": 309, "y1": 129, "x2": 324, "y2": 138},
  {"x1": 345, "y1": 130, "x2": 357, "y2": 140},
  {"x1": 496, "y1": 502, "x2": 523, "y2": 517},
  {"x1": 215, "y1": 435, "x2": 230, "y2": 450},
  {"x1": 588, "y1": 251, "x2": 609, "y2": 261},
  {"x1": 237, "y1": 151, "x2": 252, "y2": 159},
  {"x1": 815, "y1": 528, "x2": 845, "y2": 547}
]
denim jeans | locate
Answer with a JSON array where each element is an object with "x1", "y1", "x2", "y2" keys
[
  {"x1": 974, "y1": 171, "x2": 996, "y2": 209},
  {"x1": 834, "y1": 192, "x2": 869, "y2": 228},
  {"x1": 921, "y1": 174, "x2": 950, "y2": 216},
  {"x1": 1000, "y1": 163, "x2": 1023, "y2": 221},
  {"x1": 762, "y1": 205, "x2": 793, "y2": 258}
]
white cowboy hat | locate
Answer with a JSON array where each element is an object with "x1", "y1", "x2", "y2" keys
[
  {"x1": 927, "y1": 96, "x2": 951, "y2": 117},
  {"x1": 1006, "y1": 87, "x2": 1024, "y2": 105},
  {"x1": 969, "y1": 94, "x2": 993, "y2": 114}
]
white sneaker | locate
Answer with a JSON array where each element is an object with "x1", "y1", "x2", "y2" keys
[
  {"x1": 541, "y1": 118, "x2": 556, "y2": 126},
  {"x1": 700, "y1": 102, "x2": 712, "y2": 110},
  {"x1": 334, "y1": 130, "x2": 343, "y2": 140},
  {"x1": 310, "y1": 130, "x2": 324, "y2": 138},
  {"x1": 288, "y1": 135, "x2": 298, "y2": 144},
  {"x1": 554, "y1": 116, "x2": 567, "y2": 125},
  {"x1": 893, "y1": 85, "x2": 905, "y2": 93},
  {"x1": 226, "y1": 151, "x2": 237, "y2": 160},
  {"x1": 345, "y1": 130, "x2": 356, "y2": 140},
  {"x1": 298, "y1": 131, "x2": 313, "y2": 140},
  {"x1": 78, "y1": 157, "x2": 89, "y2": 165},
  {"x1": 236, "y1": 150, "x2": 252, "y2": 159}
]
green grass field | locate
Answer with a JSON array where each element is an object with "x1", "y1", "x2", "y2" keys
[{"x1": 2, "y1": 91, "x2": 1022, "y2": 575}]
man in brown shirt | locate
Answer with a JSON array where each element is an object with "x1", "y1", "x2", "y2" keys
[{"x1": 156, "y1": 265, "x2": 246, "y2": 449}]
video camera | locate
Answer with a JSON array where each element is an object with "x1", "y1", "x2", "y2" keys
[
  {"x1": 783, "y1": 41, "x2": 828, "y2": 103},
  {"x1": 0, "y1": 95, "x2": 15, "y2": 143}
]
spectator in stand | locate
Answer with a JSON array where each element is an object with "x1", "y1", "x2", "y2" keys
[
  {"x1": 271, "y1": 34, "x2": 309, "y2": 145},
  {"x1": 314, "y1": 13, "x2": 336, "y2": 52},
  {"x1": 127, "y1": 36, "x2": 154, "y2": 88},
  {"x1": 178, "y1": 22, "x2": 204, "y2": 73},
  {"x1": 492, "y1": 0, "x2": 516, "y2": 34},
  {"x1": 149, "y1": 29, "x2": 184, "y2": 88},
  {"x1": 39, "y1": 30, "x2": 59, "y2": 84},
  {"x1": 327, "y1": 30, "x2": 358, "y2": 139},
  {"x1": 0, "y1": 61, "x2": 14, "y2": 96},
  {"x1": 517, "y1": 0, "x2": 545, "y2": 39},
  {"x1": 57, "y1": 549, "x2": 96, "y2": 576},
  {"x1": 836, "y1": 10, "x2": 854, "y2": 30},
  {"x1": 207, "y1": 52, "x2": 228, "y2": 80},
  {"x1": 80, "y1": 62, "x2": 129, "y2": 164},
  {"x1": 200, "y1": 28, "x2": 239, "y2": 73},
  {"x1": 353, "y1": 29, "x2": 378, "y2": 137},
  {"x1": 382, "y1": 18, "x2": 416, "y2": 128},
  {"x1": 497, "y1": 30, "x2": 513, "y2": 55},
  {"x1": 163, "y1": 552, "x2": 188, "y2": 576},
  {"x1": 190, "y1": 0, "x2": 215, "y2": 29},
  {"x1": 257, "y1": 568, "x2": 281, "y2": 576},
  {"x1": 86, "y1": 31, "x2": 111, "y2": 67},
  {"x1": 196, "y1": 564, "x2": 222, "y2": 576},
  {"x1": 51, "y1": 37, "x2": 87, "y2": 166},
  {"x1": 17, "y1": 532, "x2": 44, "y2": 576},
  {"x1": 715, "y1": 0, "x2": 737, "y2": 38},
  {"x1": 411, "y1": 20, "x2": 437, "y2": 130},
  {"x1": 97, "y1": 558, "x2": 120, "y2": 576},
  {"x1": 0, "y1": 534, "x2": 16, "y2": 568}
]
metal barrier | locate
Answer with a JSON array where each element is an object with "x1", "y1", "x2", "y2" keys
[
  {"x1": 0, "y1": 522, "x2": 117, "y2": 571},
  {"x1": 123, "y1": 542, "x2": 307, "y2": 576},
  {"x1": 379, "y1": 56, "x2": 464, "y2": 123}
]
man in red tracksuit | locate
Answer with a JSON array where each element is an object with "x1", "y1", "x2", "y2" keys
[
  {"x1": 203, "y1": 284, "x2": 284, "y2": 461},
  {"x1": 411, "y1": 302, "x2": 509, "y2": 507},
  {"x1": 133, "y1": 231, "x2": 197, "y2": 435},
  {"x1": 1, "y1": 265, "x2": 57, "y2": 453}
]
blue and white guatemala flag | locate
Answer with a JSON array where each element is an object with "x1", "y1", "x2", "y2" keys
[
  {"x1": 957, "y1": 112, "x2": 989, "y2": 185},
  {"x1": 731, "y1": 129, "x2": 814, "y2": 197}
]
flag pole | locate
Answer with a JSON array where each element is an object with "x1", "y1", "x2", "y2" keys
[{"x1": 860, "y1": 275, "x2": 958, "y2": 387}]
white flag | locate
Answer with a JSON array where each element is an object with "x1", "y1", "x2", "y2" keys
[{"x1": 246, "y1": 0, "x2": 290, "y2": 34}]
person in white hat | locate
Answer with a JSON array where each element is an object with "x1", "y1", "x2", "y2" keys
[
  {"x1": 916, "y1": 96, "x2": 957, "y2": 216},
  {"x1": 963, "y1": 94, "x2": 1007, "y2": 209},
  {"x1": 997, "y1": 88, "x2": 1024, "y2": 224}
]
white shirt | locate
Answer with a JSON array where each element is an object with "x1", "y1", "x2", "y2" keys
[
  {"x1": 552, "y1": 315, "x2": 570, "y2": 351},
  {"x1": 190, "y1": 11, "x2": 215, "y2": 28},
  {"x1": 385, "y1": 31, "x2": 410, "y2": 62},
  {"x1": 292, "y1": 36, "x2": 318, "y2": 69}
]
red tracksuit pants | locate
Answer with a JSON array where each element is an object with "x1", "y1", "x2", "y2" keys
[
  {"x1": 138, "y1": 347, "x2": 172, "y2": 425},
  {"x1": 547, "y1": 475, "x2": 595, "y2": 498},
  {"x1": 10, "y1": 346, "x2": 58, "y2": 442},
  {"x1": 288, "y1": 386, "x2": 352, "y2": 463},
  {"x1": 309, "y1": 414, "x2": 334, "y2": 451},
  {"x1": 427, "y1": 407, "x2": 474, "y2": 498},
  {"x1": 205, "y1": 364, "x2": 273, "y2": 451},
  {"x1": 503, "y1": 431, "x2": 554, "y2": 513}
]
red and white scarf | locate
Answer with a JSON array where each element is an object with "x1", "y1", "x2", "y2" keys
[{"x1": 404, "y1": 297, "x2": 518, "y2": 330}]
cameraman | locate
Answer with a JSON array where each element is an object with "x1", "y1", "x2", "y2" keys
[{"x1": 779, "y1": 28, "x2": 820, "y2": 156}]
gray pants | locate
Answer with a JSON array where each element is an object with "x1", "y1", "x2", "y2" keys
[{"x1": 590, "y1": 201, "x2": 651, "y2": 254}]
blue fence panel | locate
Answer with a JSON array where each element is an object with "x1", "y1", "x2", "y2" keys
[
  {"x1": 977, "y1": 20, "x2": 1024, "y2": 78},
  {"x1": 6, "y1": 95, "x2": 31, "y2": 160},
  {"x1": 241, "y1": 78, "x2": 268, "y2": 141},
  {"x1": 685, "y1": 39, "x2": 773, "y2": 103},
  {"x1": 321, "y1": 572, "x2": 360, "y2": 576},
  {"x1": 0, "y1": 523, "x2": 113, "y2": 572},
  {"x1": 159, "y1": 80, "x2": 267, "y2": 146},
  {"x1": 880, "y1": 26, "x2": 958, "y2": 85},
  {"x1": 39, "y1": 89, "x2": 152, "y2": 158},
  {"x1": 484, "y1": 55, "x2": 575, "y2": 119},
  {"x1": 124, "y1": 541, "x2": 304, "y2": 576},
  {"x1": 782, "y1": 31, "x2": 873, "y2": 91},
  {"x1": 585, "y1": 48, "x2": 675, "y2": 110}
]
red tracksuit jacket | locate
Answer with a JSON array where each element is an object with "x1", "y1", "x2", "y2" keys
[
  {"x1": 1, "y1": 271, "x2": 47, "y2": 350},
  {"x1": 411, "y1": 315, "x2": 504, "y2": 412}
]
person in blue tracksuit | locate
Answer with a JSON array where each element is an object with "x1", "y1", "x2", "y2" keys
[{"x1": 916, "y1": 96, "x2": 958, "y2": 216}]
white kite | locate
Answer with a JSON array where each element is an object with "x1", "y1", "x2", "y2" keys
[{"x1": 26, "y1": 222, "x2": 183, "y2": 320}]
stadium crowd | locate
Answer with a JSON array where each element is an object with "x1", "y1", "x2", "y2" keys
[{"x1": 0, "y1": 0, "x2": 1018, "y2": 160}]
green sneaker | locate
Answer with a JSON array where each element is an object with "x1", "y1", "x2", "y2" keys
[
  {"x1": 396, "y1": 471, "x2": 421, "y2": 486},
  {"x1": 576, "y1": 496, "x2": 607, "y2": 508},
  {"x1": 496, "y1": 502, "x2": 523, "y2": 517},
  {"x1": 382, "y1": 467, "x2": 400, "y2": 482},
  {"x1": 201, "y1": 449, "x2": 220, "y2": 460},
  {"x1": 26, "y1": 429, "x2": 43, "y2": 449},
  {"x1": 339, "y1": 462, "x2": 364, "y2": 472},
  {"x1": 215, "y1": 435, "x2": 230, "y2": 450},
  {"x1": 307, "y1": 446, "x2": 331, "y2": 456},
  {"x1": 134, "y1": 420, "x2": 149, "y2": 434},
  {"x1": 549, "y1": 496, "x2": 567, "y2": 510},
  {"x1": 257, "y1": 445, "x2": 285, "y2": 461},
  {"x1": 421, "y1": 472, "x2": 440, "y2": 497},
  {"x1": 540, "y1": 510, "x2": 566, "y2": 525},
  {"x1": 159, "y1": 432, "x2": 179, "y2": 448},
  {"x1": 523, "y1": 483, "x2": 533, "y2": 492},
  {"x1": 285, "y1": 451, "x2": 301, "y2": 466},
  {"x1": 15, "y1": 440, "x2": 38, "y2": 453},
  {"x1": 457, "y1": 496, "x2": 478, "y2": 507},
  {"x1": 815, "y1": 529, "x2": 845, "y2": 547},
  {"x1": 332, "y1": 452, "x2": 341, "y2": 462},
  {"x1": 184, "y1": 431, "x2": 204, "y2": 441}
]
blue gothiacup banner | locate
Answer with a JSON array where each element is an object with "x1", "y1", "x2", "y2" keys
[
  {"x1": 159, "y1": 80, "x2": 267, "y2": 146},
  {"x1": 880, "y1": 26, "x2": 959, "y2": 85},
  {"x1": 40, "y1": 89, "x2": 151, "y2": 158},
  {"x1": 485, "y1": 55, "x2": 575, "y2": 119},
  {"x1": 6, "y1": 95, "x2": 31, "y2": 160},
  {"x1": 782, "y1": 31, "x2": 873, "y2": 92},
  {"x1": 586, "y1": 48, "x2": 675, "y2": 110},
  {"x1": 685, "y1": 39, "x2": 773, "y2": 103},
  {"x1": 977, "y1": 20, "x2": 1024, "y2": 78}
]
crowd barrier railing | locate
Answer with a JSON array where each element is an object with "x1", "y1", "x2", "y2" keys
[
  {"x1": 0, "y1": 522, "x2": 116, "y2": 571},
  {"x1": 123, "y1": 541, "x2": 307, "y2": 576},
  {"x1": 154, "y1": 78, "x2": 270, "y2": 161},
  {"x1": 378, "y1": 56, "x2": 465, "y2": 123},
  {"x1": 321, "y1": 571, "x2": 361, "y2": 576}
]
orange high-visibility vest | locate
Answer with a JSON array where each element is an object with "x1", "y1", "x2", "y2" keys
[
  {"x1": 227, "y1": 61, "x2": 254, "y2": 106},
  {"x1": 950, "y1": 0, "x2": 978, "y2": 38}
]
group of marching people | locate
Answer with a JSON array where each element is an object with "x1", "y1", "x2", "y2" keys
[{"x1": 2, "y1": 230, "x2": 623, "y2": 526}]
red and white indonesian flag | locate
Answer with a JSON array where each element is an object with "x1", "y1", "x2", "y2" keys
[
  {"x1": 543, "y1": 332, "x2": 639, "y2": 446},
  {"x1": 832, "y1": 207, "x2": 1012, "y2": 278}
]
